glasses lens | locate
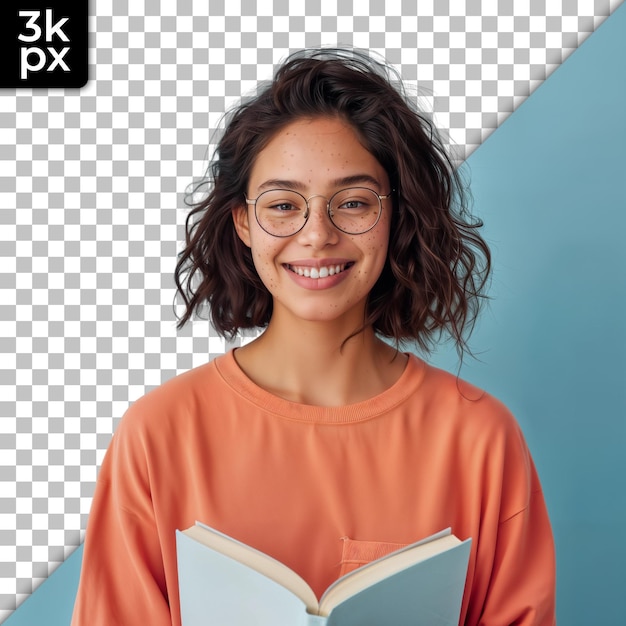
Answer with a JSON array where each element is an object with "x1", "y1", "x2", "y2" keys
[
  {"x1": 330, "y1": 188, "x2": 381, "y2": 234},
  {"x1": 255, "y1": 190, "x2": 307, "y2": 236}
]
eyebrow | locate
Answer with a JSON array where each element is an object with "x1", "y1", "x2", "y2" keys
[{"x1": 256, "y1": 174, "x2": 383, "y2": 193}]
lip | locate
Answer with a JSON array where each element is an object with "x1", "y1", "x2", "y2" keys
[
  {"x1": 282, "y1": 259, "x2": 354, "y2": 290},
  {"x1": 284, "y1": 258, "x2": 353, "y2": 268}
]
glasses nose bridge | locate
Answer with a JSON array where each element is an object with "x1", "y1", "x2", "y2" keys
[{"x1": 303, "y1": 193, "x2": 332, "y2": 219}]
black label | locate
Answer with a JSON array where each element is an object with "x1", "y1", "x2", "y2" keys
[{"x1": 0, "y1": 1, "x2": 88, "y2": 88}]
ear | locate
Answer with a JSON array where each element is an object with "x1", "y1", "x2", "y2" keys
[{"x1": 232, "y1": 204, "x2": 251, "y2": 248}]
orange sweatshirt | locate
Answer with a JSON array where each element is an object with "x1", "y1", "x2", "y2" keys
[{"x1": 72, "y1": 351, "x2": 556, "y2": 625}]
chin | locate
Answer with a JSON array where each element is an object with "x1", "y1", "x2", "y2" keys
[{"x1": 279, "y1": 302, "x2": 367, "y2": 328}]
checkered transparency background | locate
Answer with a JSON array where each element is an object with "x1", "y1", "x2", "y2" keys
[{"x1": 0, "y1": 0, "x2": 623, "y2": 620}]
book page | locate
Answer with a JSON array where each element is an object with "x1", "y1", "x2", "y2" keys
[
  {"x1": 319, "y1": 530, "x2": 460, "y2": 613},
  {"x1": 184, "y1": 523, "x2": 319, "y2": 611}
]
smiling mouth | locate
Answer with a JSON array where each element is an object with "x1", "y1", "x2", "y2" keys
[{"x1": 285, "y1": 262, "x2": 354, "y2": 279}]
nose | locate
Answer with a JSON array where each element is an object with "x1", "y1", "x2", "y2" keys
[{"x1": 296, "y1": 197, "x2": 339, "y2": 248}]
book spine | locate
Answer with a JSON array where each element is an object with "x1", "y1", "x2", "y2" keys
[{"x1": 304, "y1": 613, "x2": 327, "y2": 625}]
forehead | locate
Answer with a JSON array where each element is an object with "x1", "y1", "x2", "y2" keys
[{"x1": 248, "y1": 117, "x2": 388, "y2": 193}]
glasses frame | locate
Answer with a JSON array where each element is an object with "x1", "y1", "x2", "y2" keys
[{"x1": 245, "y1": 187, "x2": 393, "y2": 238}]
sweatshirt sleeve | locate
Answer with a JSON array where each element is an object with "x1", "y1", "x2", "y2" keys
[
  {"x1": 464, "y1": 415, "x2": 557, "y2": 626},
  {"x1": 71, "y1": 413, "x2": 175, "y2": 626},
  {"x1": 477, "y1": 487, "x2": 556, "y2": 625}
]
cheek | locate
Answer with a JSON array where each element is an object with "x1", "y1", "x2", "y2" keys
[
  {"x1": 365, "y1": 229, "x2": 390, "y2": 270},
  {"x1": 249, "y1": 239, "x2": 281, "y2": 289}
]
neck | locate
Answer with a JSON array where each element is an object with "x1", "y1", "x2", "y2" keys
[{"x1": 234, "y1": 318, "x2": 406, "y2": 406}]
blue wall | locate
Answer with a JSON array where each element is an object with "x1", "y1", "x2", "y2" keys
[
  {"x1": 6, "y1": 5, "x2": 626, "y2": 624},
  {"x1": 4, "y1": 545, "x2": 81, "y2": 626},
  {"x1": 428, "y1": 5, "x2": 626, "y2": 624}
]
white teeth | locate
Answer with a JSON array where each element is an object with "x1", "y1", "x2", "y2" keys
[{"x1": 290, "y1": 264, "x2": 347, "y2": 278}]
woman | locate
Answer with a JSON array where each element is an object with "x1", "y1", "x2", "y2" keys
[{"x1": 72, "y1": 49, "x2": 556, "y2": 625}]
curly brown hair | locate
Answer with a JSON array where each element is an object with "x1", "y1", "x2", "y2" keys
[{"x1": 174, "y1": 48, "x2": 491, "y2": 354}]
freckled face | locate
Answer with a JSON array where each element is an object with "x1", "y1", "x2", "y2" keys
[{"x1": 233, "y1": 116, "x2": 392, "y2": 326}]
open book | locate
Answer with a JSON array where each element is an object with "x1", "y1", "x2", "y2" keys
[{"x1": 176, "y1": 522, "x2": 471, "y2": 626}]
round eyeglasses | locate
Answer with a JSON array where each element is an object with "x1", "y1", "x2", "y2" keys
[{"x1": 245, "y1": 187, "x2": 392, "y2": 237}]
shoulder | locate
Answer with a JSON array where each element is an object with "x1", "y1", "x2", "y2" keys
[
  {"x1": 411, "y1": 358, "x2": 533, "y2": 481},
  {"x1": 415, "y1": 358, "x2": 539, "y2": 515},
  {"x1": 415, "y1": 357, "x2": 520, "y2": 435}
]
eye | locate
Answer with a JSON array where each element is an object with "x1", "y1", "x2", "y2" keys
[
  {"x1": 258, "y1": 190, "x2": 305, "y2": 214},
  {"x1": 330, "y1": 189, "x2": 380, "y2": 226},
  {"x1": 339, "y1": 199, "x2": 366, "y2": 210},
  {"x1": 334, "y1": 194, "x2": 375, "y2": 212},
  {"x1": 269, "y1": 202, "x2": 299, "y2": 212}
]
